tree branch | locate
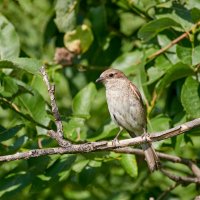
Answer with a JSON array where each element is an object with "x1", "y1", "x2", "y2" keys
[
  {"x1": 40, "y1": 66, "x2": 71, "y2": 147},
  {"x1": 0, "y1": 118, "x2": 199, "y2": 162},
  {"x1": 147, "y1": 21, "x2": 200, "y2": 61},
  {"x1": 1, "y1": 66, "x2": 198, "y2": 187}
]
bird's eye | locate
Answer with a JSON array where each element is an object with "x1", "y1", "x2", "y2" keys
[{"x1": 109, "y1": 73, "x2": 114, "y2": 77}]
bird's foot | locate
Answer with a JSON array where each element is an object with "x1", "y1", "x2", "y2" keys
[
  {"x1": 141, "y1": 132, "x2": 151, "y2": 143},
  {"x1": 112, "y1": 137, "x2": 120, "y2": 147}
]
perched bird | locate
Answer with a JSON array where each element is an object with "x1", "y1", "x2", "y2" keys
[{"x1": 96, "y1": 68, "x2": 159, "y2": 172}]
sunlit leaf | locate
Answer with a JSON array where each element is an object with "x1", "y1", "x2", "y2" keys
[
  {"x1": 72, "y1": 82, "x2": 97, "y2": 117},
  {"x1": 64, "y1": 24, "x2": 94, "y2": 53},
  {"x1": 0, "y1": 58, "x2": 42, "y2": 74}
]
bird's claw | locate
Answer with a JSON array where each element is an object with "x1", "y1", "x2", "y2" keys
[
  {"x1": 141, "y1": 132, "x2": 151, "y2": 142},
  {"x1": 112, "y1": 137, "x2": 120, "y2": 147}
]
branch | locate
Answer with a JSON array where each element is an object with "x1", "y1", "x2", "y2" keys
[
  {"x1": 113, "y1": 147, "x2": 200, "y2": 184},
  {"x1": 113, "y1": 148, "x2": 200, "y2": 177},
  {"x1": 1, "y1": 66, "x2": 199, "y2": 187},
  {"x1": 160, "y1": 168, "x2": 200, "y2": 184},
  {"x1": 40, "y1": 66, "x2": 71, "y2": 147},
  {"x1": 147, "y1": 21, "x2": 200, "y2": 61},
  {"x1": 0, "y1": 118, "x2": 199, "y2": 162},
  {"x1": 157, "y1": 183, "x2": 179, "y2": 200}
]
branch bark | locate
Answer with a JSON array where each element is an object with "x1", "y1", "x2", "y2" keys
[
  {"x1": 0, "y1": 118, "x2": 199, "y2": 161},
  {"x1": 40, "y1": 66, "x2": 71, "y2": 147}
]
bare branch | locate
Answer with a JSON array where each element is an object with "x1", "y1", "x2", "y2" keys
[
  {"x1": 157, "y1": 183, "x2": 179, "y2": 200},
  {"x1": 40, "y1": 66, "x2": 71, "y2": 146},
  {"x1": 113, "y1": 147, "x2": 200, "y2": 178},
  {"x1": 0, "y1": 118, "x2": 199, "y2": 162},
  {"x1": 160, "y1": 168, "x2": 200, "y2": 184},
  {"x1": 147, "y1": 21, "x2": 200, "y2": 60}
]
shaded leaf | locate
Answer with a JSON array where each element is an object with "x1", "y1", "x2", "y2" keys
[
  {"x1": 181, "y1": 76, "x2": 200, "y2": 118},
  {"x1": 148, "y1": 115, "x2": 171, "y2": 133},
  {"x1": 0, "y1": 172, "x2": 33, "y2": 199},
  {"x1": 138, "y1": 18, "x2": 181, "y2": 41},
  {"x1": 0, "y1": 124, "x2": 24, "y2": 141},
  {"x1": 0, "y1": 15, "x2": 20, "y2": 59},
  {"x1": 120, "y1": 154, "x2": 138, "y2": 178},
  {"x1": 54, "y1": 0, "x2": 78, "y2": 32},
  {"x1": 156, "y1": 62, "x2": 194, "y2": 96}
]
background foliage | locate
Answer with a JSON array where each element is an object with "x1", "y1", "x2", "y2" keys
[{"x1": 0, "y1": 0, "x2": 200, "y2": 199}]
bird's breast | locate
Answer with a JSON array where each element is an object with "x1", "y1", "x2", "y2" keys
[{"x1": 105, "y1": 84, "x2": 146, "y2": 135}]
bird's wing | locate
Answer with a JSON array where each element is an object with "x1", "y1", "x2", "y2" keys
[{"x1": 129, "y1": 82, "x2": 143, "y2": 103}]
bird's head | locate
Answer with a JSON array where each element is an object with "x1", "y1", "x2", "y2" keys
[{"x1": 96, "y1": 69, "x2": 126, "y2": 85}]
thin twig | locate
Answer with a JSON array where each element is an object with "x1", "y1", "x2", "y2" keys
[
  {"x1": 157, "y1": 183, "x2": 179, "y2": 200},
  {"x1": 147, "y1": 21, "x2": 200, "y2": 61},
  {"x1": 160, "y1": 168, "x2": 200, "y2": 184}
]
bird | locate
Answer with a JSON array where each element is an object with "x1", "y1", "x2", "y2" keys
[{"x1": 96, "y1": 68, "x2": 160, "y2": 172}]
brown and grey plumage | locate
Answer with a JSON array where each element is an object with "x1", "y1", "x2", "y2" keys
[{"x1": 96, "y1": 68, "x2": 160, "y2": 172}]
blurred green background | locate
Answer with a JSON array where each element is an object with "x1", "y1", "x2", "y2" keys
[{"x1": 0, "y1": 0, "x2": 200, "y2": 199}]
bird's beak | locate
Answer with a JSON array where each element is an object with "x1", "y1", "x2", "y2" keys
[{"x1": 96, "y1": 77, "x2": 104, "y2": 83}]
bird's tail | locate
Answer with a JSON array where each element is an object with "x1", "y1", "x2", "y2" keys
[{"x1": 141, "y1": 143, "x2": 160, "y2": 172}]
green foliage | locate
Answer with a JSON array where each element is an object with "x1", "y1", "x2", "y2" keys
[{"x1": 0, "y1": 0, "x2": 200, "y2": 199}]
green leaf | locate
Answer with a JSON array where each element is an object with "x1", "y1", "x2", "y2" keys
[
  {"x1": 0, "y1": 172, "x2": 33, "y2": 199},
  {"x1": 72, "y1": 82, "x2": 97, "y2": 117},
  {"x1": 72, "y1": 160, "x2": 89, "y2": 173},
  {"x1": 64, "y1": 24, "x2": 94, "y2": 53},
  {"x1": 47, "y1": 155, "x2": 76, "y2": 177},
  {"x1": 181, "y1": 76, "x2": 200, "y2": 118},
  {"x1": 0, "y1": 14, "x2": 20, "y2": 59},
  {"x1": 89, "y1": 5, "x2": 107, "y2": 42},
  {"x1": 176, "y1": 45, "x2": 192, "y2": 65},
  {"x1": 120, "y1": 154, "x2": 138, "y2": 178},
  {"x1": 54, "y1": 0, "x2": 78, "y2": 32},
  {"x1": 88, "y1": 123, "x2": 118, "y2": 141},
  {"x1": 156, "y1": 62, "x2": 194, "y2": 96},
  {"x1": 0, "y1": 75, "x2": 19, "y2": 97},
  {"x1": 148, "y1": 115, "x2": 171, "y2": 133},
  {"x1": 111, "y1": 51, "x2": 143, "y2": 74},
  {"x1": 176, "y1": 45, "x2": 200, "y2": 66},
  {"x1": 147, "y1": 67, "x2": 165, "y2": 85},
  {"x1": 16, "y1": 89, "x2": 50, "y2": 129},
  {"x1": 120, "y1": 12, "x2": 145, "y2": 36},
  {"x1": 0, "y1": 58, "x2": 42, "y2": 74},
  {"x1": 63, "y1": 118, "x2": 87, "y2": 140},
  {"x1": 138, "y1": 18, "x2": 181, "y2": 41},
  {"x1": 0, "y1": 125, "x2": 24, "y2": 141},
  {"x1": 147, "y1": 55, "x2": 172, "y2": 85},
  {"x1": 192, "y1": 45, "x2": 200, "y2": 65}
]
